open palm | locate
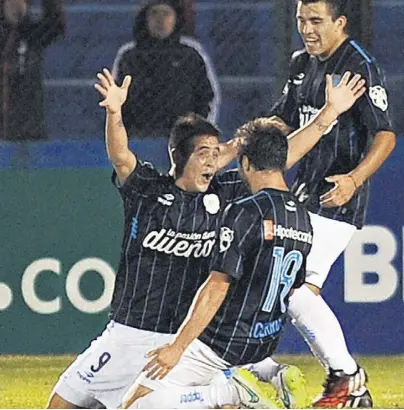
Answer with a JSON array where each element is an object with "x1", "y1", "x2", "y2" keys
[
  {"x1": 94, "y1": 68, "x2": 132, "y2": 114},
  {"x1": 326, "y1": 72, "x2": 366, "y2": 116}
]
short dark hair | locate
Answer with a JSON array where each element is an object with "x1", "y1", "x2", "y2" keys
[
  {"x1": 169, "y1": 113, "x2": 220, "y2": 177},
  {"x1": 236, "y1": 118, "x2": 288, "y2": 172},
  {"x1": 297, "y1": 0, "x2": 348, "y2": 20}
]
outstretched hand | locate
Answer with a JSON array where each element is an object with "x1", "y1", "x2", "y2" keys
[
  {"x1": 326, "y1": 72, "x2": 366, "y2": 116},
  {"x1": 320, "y1": 174, "x2": 358, "y2": 208},
  {"x1": 94, "y1": 68, "x2": 132, "y2": 114},
  {"x1": 142, "y1": 343, "x2": 185, "y2": 380}
]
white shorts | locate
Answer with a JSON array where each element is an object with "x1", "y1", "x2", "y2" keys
[
  {"x1": 135, "y1": 339, "x2": 230, "y2": 391},
  {"x1": 52, "y1": 321, "x2": 175, "y2": 409},
  {"x1": 306, "y1": 212, "x2": 357, "y2": 288}
]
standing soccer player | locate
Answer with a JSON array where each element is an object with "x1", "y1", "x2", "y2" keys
[{"x1": 256, "y1": 0, "x2": 396, "y2": 408}]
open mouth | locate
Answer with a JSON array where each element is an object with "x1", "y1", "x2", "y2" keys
[
  {"x1": 202, "y1": 172, "x2": 214, "y2": 183},
  {"x1": 304, "y1": 39, "x2": 319, "y2": 46}
]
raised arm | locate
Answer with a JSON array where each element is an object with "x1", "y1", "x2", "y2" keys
[
  {"x1": 143, "y1": 271, "x2": 230, "y2": 380},
  {"x1": 95, "y1": 68, "x2": 136, "y2": 185},
  {"x1": 286, "y1": 72, "x2": 366, "y2": 169},
  {"x1": 217, "y1": 73, "x2": 365, "y2": 170}
]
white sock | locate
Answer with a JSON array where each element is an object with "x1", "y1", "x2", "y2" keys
[
  {"x1": 128, "y1": 383, "x2": 240, "y2": 409},
  {"x1": 247, "y1": 357, "x2": 281, "y2": 384},
  {"x1": 288, "y1": 285, "x2": 357, "y2": 375}
]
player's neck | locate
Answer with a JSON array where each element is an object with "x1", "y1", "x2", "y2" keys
[
  {"x1": 249, "y1": 172, "x2": 289, "y2": 194},
  {"x1": 318, "y1": 34, "x2": 349, "y2": 61}
]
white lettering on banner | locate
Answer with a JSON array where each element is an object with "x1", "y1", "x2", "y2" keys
[
  {"x1": 22, "y1": 258, "x2": 62, "y2": 314},
  {"x1": 66, "y1": 258, "x2": 115, "y2": 313},
  {"x1": 344, "y1": 226, "x2": 399, "y2": 303},
  {"x1": 0, "y1": 283, "x2": 13, "y2": 310},
  {"x1": 21, "y1": 258, "x2": 115, "y2": 314},
  {"x1": 3, "y1": 227, "x2": 403, "y2": 315}
]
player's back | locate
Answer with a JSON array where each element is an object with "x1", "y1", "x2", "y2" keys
[{"x1": 200, "y1": 188, "x2": 313, "y2": 366}]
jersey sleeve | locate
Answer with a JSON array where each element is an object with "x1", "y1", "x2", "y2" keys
[
  {"x1": 354, "y1": 59, "x2": 395, "y2": 138},
  {"x1": 269, "y1": 51, "x2": 306, "y2": 129},
  {"x1": 111, "y1": 159, "x2": 161, "y2": 199},
  {"x1": 211, "y1": 202, "x2": 260, "y2": 281}
]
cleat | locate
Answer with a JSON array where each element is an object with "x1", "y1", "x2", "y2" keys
[
  {"x1": 272, "y1": 365, "x2": 308, "y2": 409},
  {"x1": 344, "y1": 387, "x2": 373, "y2": 408},
  {"x1": 231, "y1": 368, "x2": 281, "y2": 409},
  {"x1": 313, "y1": 367, "x2": 368, "y2": 408}
]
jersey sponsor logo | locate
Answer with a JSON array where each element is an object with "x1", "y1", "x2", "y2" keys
[
  {"x1": 203, "y1": 194, "x2": 220, "y2": 214},
  {"x1": 263, "y1": 220, "x2": 312, "y2": 244},
  {"x1": 285, "y1": 200, "x2": 297, "y2": 212},
  {"x1": 264, "y1": 220, "x2": 274, "y2": 241},
  {"x1": 219, "y1": 226, "x2": 234, "y2": 252},
  {"x1": 299, "y1": 105, "x2": 337, "y2": 134},
  {"x1": 142, "y1": 228, "x2": 216, "y2": 258},
  {"x1": 157, "y1": 194, "x2": 175, "y2": 207},
  {"x1": 252, "y1": 317, "x2": 283, "y2": 338},
  {"x1": 293, "y1": 72, "x2": 305, "y2": 85},
  {"x1": 369, "y1": 85, "x2": 388, "y2": 112}
]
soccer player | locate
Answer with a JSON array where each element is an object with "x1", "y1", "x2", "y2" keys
[
  {"x1": 123, "y1": 118, "x2": 314, "y2": 410},
  {"x1": 254, "y1": 0, "x2": 396, "y2": 408},
  {"x1": 47, "y1": 68, "x2": 364, "y2": 409}
]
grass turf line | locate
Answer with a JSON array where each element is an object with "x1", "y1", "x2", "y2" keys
[{"x1": 0, "y1": 355, "x2": 403, "y2": 408}]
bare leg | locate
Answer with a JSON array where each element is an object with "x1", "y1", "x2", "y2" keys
[{"x1": 46, "y1": 392, "x2": 81, "y2": 409}]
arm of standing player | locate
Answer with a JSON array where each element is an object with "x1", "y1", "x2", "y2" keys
[
  {"x1": 286, "y1": 72, "x2": 366, "y2": 169},
  {"x1": 142, "y1": 271, "x2": 230, "y2": 380},
  {"x1": 94, "y1": 68, "x2": 136, "y2": 185},
  {"x1": 320, "y1": 130, "x2": 396, "y2": 207}
]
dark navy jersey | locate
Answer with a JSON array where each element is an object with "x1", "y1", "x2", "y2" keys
[
  {"x1": 199, "y1": 189, "x2": 312, "y2": 366},
  {"x1": 109, "y1": 159, "x2": 248, "y2": 333},
  {"x1": 271, "y1": 39, "x2": 395, "y2": 228}
]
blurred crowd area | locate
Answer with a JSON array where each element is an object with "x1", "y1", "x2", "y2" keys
[{"x1": 0, "y1": 0, "x2": 403, "y2": 162}]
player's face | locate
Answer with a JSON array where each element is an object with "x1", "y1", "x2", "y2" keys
[
  {"x1": 296, "y1": 1, "x2": 347, "y2": 60},
  {"x1": 180, "y1": 135, "x2": 220, "y2": 193},
  {"x1": 147, "y1": 4, "x2": 176, "y2": 39}
]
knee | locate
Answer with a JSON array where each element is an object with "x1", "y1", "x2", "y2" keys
[{"x1": 121, "y1": 385, "x2": 152, "y2": 409}]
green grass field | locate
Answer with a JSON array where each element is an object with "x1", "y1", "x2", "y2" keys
[{"x1": 0, "y1": 355, "x2": 403, "y2": 408}]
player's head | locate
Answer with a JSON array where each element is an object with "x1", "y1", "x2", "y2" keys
[
  {"x1": 296, "y1": 0, "x2": 348, "y2": 60},
  {"x1": 168, "y1": 113, "x2": 221, "y2": 192},
  {"x1": 235, "y1": 118, "x2": 288, "y2": 184}
]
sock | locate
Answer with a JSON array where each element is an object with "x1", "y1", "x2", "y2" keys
[
  {"x1": 288, "y1": 285, "x2": 358, "y2": 375},
  {"x1": 247, "y1": 357, "x2": 281, "y2": 384},
  {"x1": 128, "y1": 382, "x2": 240, "y2": 409}
]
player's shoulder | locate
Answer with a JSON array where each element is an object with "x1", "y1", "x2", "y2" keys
[
  {"x1": 233, "y1": 190, "x2": 275, "y2": 215},
  {"x1": 289, "y1": 48, "x2": 311, "y2": 77},
  {"x1": 345, "y1": 40, "x2": 380, "y2": 69},
  {"x1": 115, "y1": 41, "x2": 137, "y2": 60},
  {"x1": 290, "y1": 48, "x2": 310, "y2": 66}
]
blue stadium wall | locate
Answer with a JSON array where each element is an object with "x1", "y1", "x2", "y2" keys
[{"x1": 0, "y1": 138, "x2": 403, "y2": 355}]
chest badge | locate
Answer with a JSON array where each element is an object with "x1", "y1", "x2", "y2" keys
[{"x1": 203, "y1": 194, "x2": 220, "y2": 215}]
